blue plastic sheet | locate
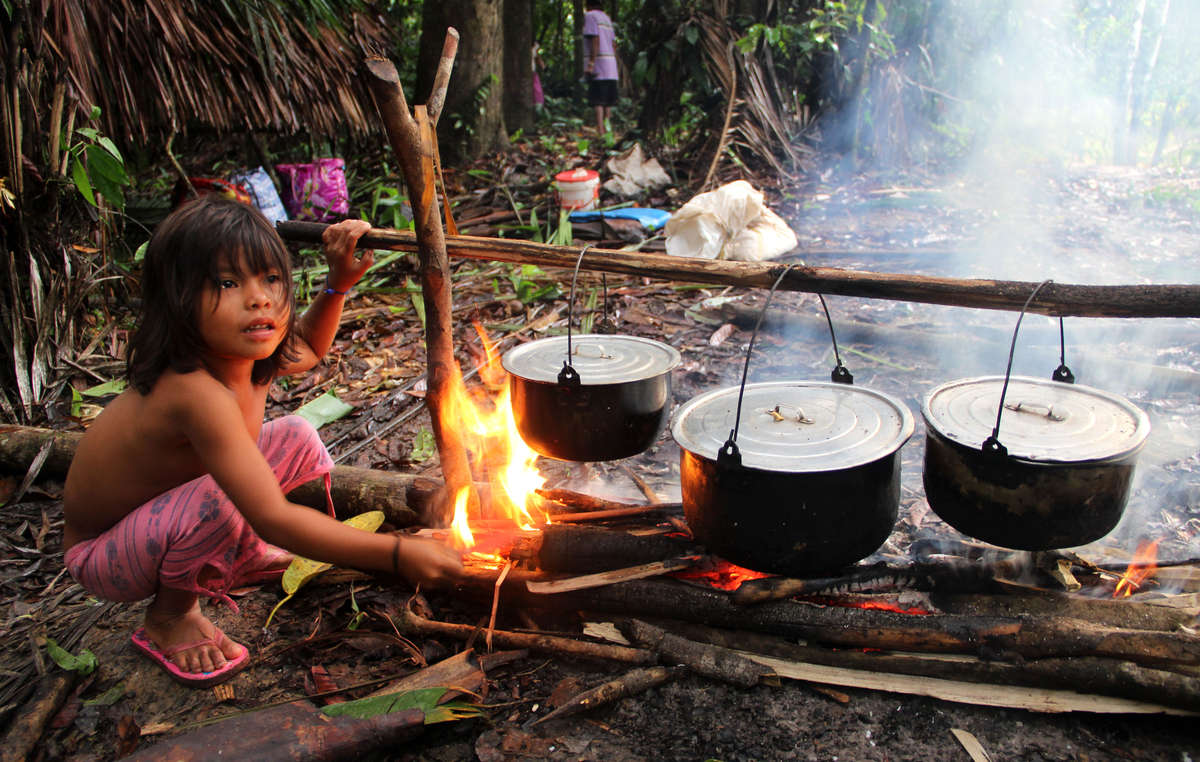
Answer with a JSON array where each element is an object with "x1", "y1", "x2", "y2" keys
[{"x1": 568, "y1": 207, "x2": 671, "y2": 231}]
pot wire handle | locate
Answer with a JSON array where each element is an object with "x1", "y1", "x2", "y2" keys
[
  {"x1": 1052, "y1": 316, "x2": 1075, "y2": 383},
  {"x1": 817, "y1": 294, "x2": 853, "y2": 385},
  {"x1": 595, "y1": 273, "x2": 618, "y2": 334},
  {"x1": 558, "y1": 244, "x2": 593, "y2": 387},
  {"x1": 726, "y1": 264, "x2": 796, "y2": 454},
  {"x1": 985, "y1": 279, "x2": 1054, "y2": 457}
]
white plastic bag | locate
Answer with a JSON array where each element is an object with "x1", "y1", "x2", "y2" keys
[
  {"x1": 664, "y1": 180, "x2": 797, "y2": 261},
  {"x1": 602, "y1": 143, "x2": 672, "y2": 197}
]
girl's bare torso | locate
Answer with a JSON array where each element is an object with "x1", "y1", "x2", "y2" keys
[{"x1": 62, "y1": 371, "x2": 268, "y2": 551}]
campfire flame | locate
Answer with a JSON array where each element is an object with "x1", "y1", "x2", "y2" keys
[
  {"x1": 1113, "y1": 539, "x2": 1159, "y2": 598},
  {"x1": 443, "y1": 324, "x2": 548, "y2": 554}
]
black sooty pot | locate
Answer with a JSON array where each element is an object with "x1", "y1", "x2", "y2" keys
[
  {"x1": 921, "y1": 376, "x2": 1150, "y2": 551},
  {"x1": 672, "y1": 381, "x2": 915, "y2": 576},
  {"x1": 502, "y1": 334, "x2": 681, "y2": 462}
]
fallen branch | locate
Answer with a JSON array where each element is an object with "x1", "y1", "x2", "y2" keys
[
  {"x1": 275, "y1": 223, "x2": 1200, "y2": 318},
  {"x1": 391, "y1": 607, "x2": 654, "y2": 665},
  {"x1": 363, "y1": 42, "x2": 473, "y2": 520},
  {"x1": 621, "y1": 619, "x2": 778, "y2": 689},
  {"x1": 0, "y1": 672, "x2": 76, "y2": 762},
  {"x1": 122, "y1": 702, "x2": 425, "y2": 761},
  {"x1": 650, "y1": 620, "x2": 1200, "y2": 712},
  {"x1": 527, "y1": 665, "x2": 684, "y2": 727}
]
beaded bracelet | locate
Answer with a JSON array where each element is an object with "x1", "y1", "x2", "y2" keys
[{"x1": 323, "y1": 287, "x2": 348, "y2": 296}]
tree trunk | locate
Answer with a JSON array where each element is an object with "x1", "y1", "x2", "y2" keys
[
  {"x1": 419, "y1": 0, "x2": 508, "y2": 162},
  {"x1": 503, "y1": 0, "x2": 534, "y2": 135},
  {"x1": 1128, "y1": 0, "x2": 1172, "y2": 157},
  {"x1": 1115, "y1": 0, "x2": 1149, "y2": 164},
  {"x1": 572, "y1": 0, "x2": 584, "y2": 78}
]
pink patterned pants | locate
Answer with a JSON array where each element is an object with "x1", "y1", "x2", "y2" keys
[{"x1": 64, "y1": 416, "x2": 333, "y2": 610}]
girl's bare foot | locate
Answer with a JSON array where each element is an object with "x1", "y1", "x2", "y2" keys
[{"x1": 142, "y1": 589, "x2": 245, "y2": 675}]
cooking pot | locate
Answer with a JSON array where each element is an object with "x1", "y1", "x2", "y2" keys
[
  {"x1": 502, "y1": 333, "x2": 680, "y2": 461},
  {"x1": 672, "y1": 381, "x2": 915, "y2": 575},
  {"x1": 922, "y1": 375, "x2": 1150, "y2": 550}
]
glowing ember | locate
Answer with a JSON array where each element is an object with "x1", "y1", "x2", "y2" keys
[
  {"x1": 814, "y1": 597, "x2": 933, "y2": 616},
  {"x1": 1113, "y1": 539, "x2": 1160, "y2": 598},
  {"x1": 672, "y1": 558, "x2": 771, "y2": 591},
  {"x1": 444, "y1": 324, "x2": 549, "y2": 553}
]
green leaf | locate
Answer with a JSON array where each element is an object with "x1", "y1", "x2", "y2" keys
[
  {"x1": 80, "y1": 378, "x2": 126, "y2": 397},
  {"x1": 45, "y1": 638, "x2": 97, "y2": 676},
  {"x1": 71, "y1": 157, "x2": 96, "y2": 206},
  {"x1": 82, "y1": 682, "x2": 127, "y2": 706},
  {"x1": 410, "y1": 429, "x2": 436, "y2": 462},
  {"x1": 98, "y1": 136, "x2": 124, "y2": 162},
  {"x1": 265, "y1": 511, "x2": 385, "y2": 627},
  {"x1": 321, "y1": 686, "x2": 482, "y2": 724},
  {"x1": 294, "y1": 390, "x2": 354, "y2": 429}
]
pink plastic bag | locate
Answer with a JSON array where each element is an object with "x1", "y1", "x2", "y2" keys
[{"x1": 275, "y1": 158, "x2": 349, "y2": 221}]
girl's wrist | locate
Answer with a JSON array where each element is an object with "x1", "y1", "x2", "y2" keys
[{"x1": 323, "y1": 286, "x2": 349, "y2": 296}]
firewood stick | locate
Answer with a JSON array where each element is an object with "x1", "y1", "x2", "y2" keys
[
  {"x1": 364, "y1": 52, "x2": 473, "y2": 523},
  {"x1": 534, "y1": 524, "x2": 701, "y2": 573},
  {"x1": 426, "y1": 29, "x2": 458, "y2": 126},
  {"x1": 537, "y1": 487, "x2": 656, "y2": 513},
  {"x1": 451, "y1": 575, "x2": 1200, "y2": 669},
  {"x1": 525, "y1": 557, "x2": 699, "y2": 594},
  {"x1": 527, "y1": 665, "x2": 684, "y2": 727},
  {"x1": 621, "y1": 619, "x2": 778, "y2": 689},
  {"x1": 649, "y1": 620, "x2": 1200, "y2": 712},
  {"x1": 392, "y1": 607, "x2": 654, "y2": 665},
  {"x1": 275, "y1": 223, "x2": 1200, "y2": 318},
  {"x1": 549, "y1": 505, "x2": 679, "y2": 522}
]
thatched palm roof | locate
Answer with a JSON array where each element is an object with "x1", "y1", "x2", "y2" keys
[{"x1": 34, "y1": 0, "x2": 397, "y2": 144}]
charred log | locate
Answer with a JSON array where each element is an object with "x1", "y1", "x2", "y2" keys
[{"x1": 453, "y1": 575, "x2": 1200, "y2": 669}]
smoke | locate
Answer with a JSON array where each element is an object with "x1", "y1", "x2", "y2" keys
[{"x1": 770, "y1": 0, "x2": 1200, "y2": 563}]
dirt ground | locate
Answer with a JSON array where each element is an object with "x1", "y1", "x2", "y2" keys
[{"x1": 4, "y1": 162, "x2": 1200, "y2": 760}]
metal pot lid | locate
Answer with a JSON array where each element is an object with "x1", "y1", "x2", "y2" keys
[
  {"x1": 671, "y1": 381, "x2": 915, "y2": 472},
  {"x1": 922, "y1": 376, "x2": 1150, "y2": 463},
  {"x1": 501, "y1": 334, "x2": 681, "y2": 385}
]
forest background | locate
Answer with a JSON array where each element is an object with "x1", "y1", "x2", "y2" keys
[{"x1": 1, "y1": 0, "x2": 1197, "y2": 426}]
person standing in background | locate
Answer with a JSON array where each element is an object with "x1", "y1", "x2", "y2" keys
[
  {"x1": 583, "y1": 1, "x2": 617, "y2": 133},
  {"x1": 532, "y1": 43, "x2": 545, "y2": 113}
]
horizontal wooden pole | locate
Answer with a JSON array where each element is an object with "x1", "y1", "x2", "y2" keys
[{"x1": 278, "y1": 221, "x2": 1200, "y2": 318}]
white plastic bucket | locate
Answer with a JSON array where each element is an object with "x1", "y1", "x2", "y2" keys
[{"x1": 555, "y1": 168, "x2": 600, "y2": 211}]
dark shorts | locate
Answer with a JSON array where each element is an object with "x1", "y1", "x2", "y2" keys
[{"x1": 588, "y1": 78, "x2": 618, "y2": 107}]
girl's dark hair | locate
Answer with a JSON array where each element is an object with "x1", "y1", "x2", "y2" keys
[{"x1": 126, "y1": 196, "x2": 298, "y2": 394}]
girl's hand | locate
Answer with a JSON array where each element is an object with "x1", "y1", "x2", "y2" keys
[
  {"x1": 322, "y1": 219, "x2": 374, "y2": 293},
  {"x1": 394, "y1": 535, "x2": 465, "y2": 587}
]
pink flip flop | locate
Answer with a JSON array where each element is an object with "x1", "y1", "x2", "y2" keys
[{"x1": 131, "y1": 627, "x2": 249, "y2": 687}]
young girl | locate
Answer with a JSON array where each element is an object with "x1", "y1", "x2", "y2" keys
[{"x1": 63, "y1": 196, "x2": 463, "y2": 686}]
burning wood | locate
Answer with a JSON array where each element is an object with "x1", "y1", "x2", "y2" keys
[{"x1": 448, "y1": 574, "x2": 1200, "y2": 671}]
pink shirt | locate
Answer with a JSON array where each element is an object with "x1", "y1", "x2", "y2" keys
[{"x1": 583, "y1": 9, "x2": 618, "y2": 81}]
